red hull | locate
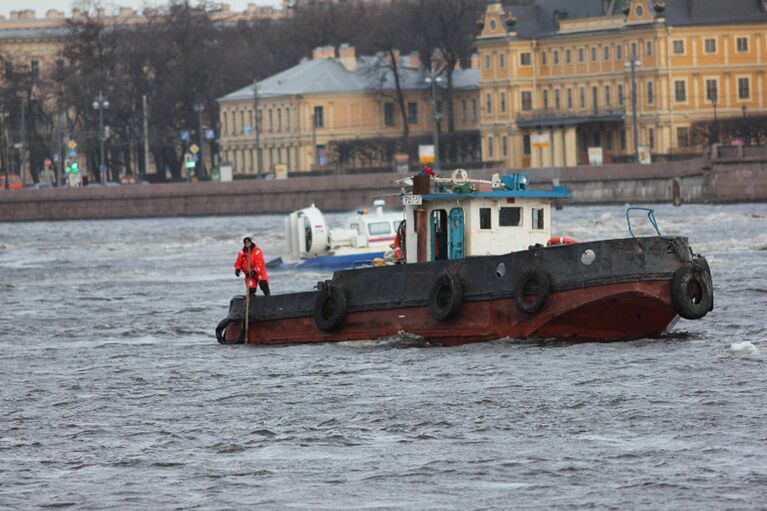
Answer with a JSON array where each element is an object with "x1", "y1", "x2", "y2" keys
[{"x1": 224, "y1": 280, "x2": 678, "y2": 346}]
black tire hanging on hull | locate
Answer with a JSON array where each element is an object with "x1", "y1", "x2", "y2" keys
[
  {"x1": 671, "y1": 263, "x2": 713, "y2": 320},
  {"x1": 514, "y1": 270, "x2": 552, "y2": 314},
  {"x1": 314, "y1": 284, "x2": 348, "y2": 332},
  {"x1": 428, "y1": 273, "x2": 463, "y2": 322}
]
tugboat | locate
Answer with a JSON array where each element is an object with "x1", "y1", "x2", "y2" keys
[{"x1": 216, "y1": 170, "x2": 714, "y2": 346}]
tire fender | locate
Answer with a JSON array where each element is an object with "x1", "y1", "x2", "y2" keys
[
  {"x1": 671, "y1": 263, "x2": 713, "y2": 320},
  {"x1": 514, "y1": 270, "x2": 552, "y2": 314},
  {"x1": 314, "y1": 284, "x2": 348, "y2": 332},
  {"x1": 428, "y1": 273, "x2": 463, "y2": 322}
]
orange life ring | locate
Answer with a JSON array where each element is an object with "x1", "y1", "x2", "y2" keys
[{"x1": 547, "y1": 237, "x2": 578, "y2": 246}]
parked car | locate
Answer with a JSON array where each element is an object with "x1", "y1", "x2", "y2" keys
[{"x1": 0, "y1": 174, "x2": 23, "y2": 190}]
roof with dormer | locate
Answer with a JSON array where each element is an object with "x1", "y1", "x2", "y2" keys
[{"x1": 495, "y1": 0, "x2": 767, "y2": 39}]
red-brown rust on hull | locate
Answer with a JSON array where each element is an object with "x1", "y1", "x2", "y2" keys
[{"x1": 223, "y1": 280, "x2": 677, "y2": 346}]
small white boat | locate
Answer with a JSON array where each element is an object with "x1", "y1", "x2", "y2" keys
[{"x1": 282, "y1": 200, "x2": 404, "y2": 271}]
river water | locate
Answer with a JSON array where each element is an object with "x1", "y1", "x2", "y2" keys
[{"x1": 1, "y1": 203, "x2": 766, "y2": 509}]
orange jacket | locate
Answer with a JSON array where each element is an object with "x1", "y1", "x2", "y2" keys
[{"x1": 234, "y1": 245, "x2": 269, "y2": 288}]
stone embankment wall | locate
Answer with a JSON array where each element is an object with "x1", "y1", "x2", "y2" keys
[{"x1": 1, "y1": 157, "x2": 766, "y2": 222}]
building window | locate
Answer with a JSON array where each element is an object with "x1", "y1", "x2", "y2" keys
[
  {"x1": 523, "y1": 134, "x2": 531, "y2": 155},
  {"x1": 277, "y1": 108, "x2": 282, "y2": 131},
  {"x1": 706, "y1": 79, "x2": 718, "y2": 102},
  {"x1": 553, "y1": 50, "x2": 560, "y2": 64},
  {"x1": 620, "y1": 130, "x2": 626, "y2": 150},
  {"x1": 485, "y1": 54, "x2": 491, "y2": 69},
  {"x1": 607, "y1": 132, "x2": 613, "y2": 151},
  {"x1": 618, "y1": 84, "x2": 625, "y2": 106},
  {"x1": 543, "y1": 89, "x2": 549, "y2": 109},
  {"x1": 314, "y1": 105, "x2": 324, "y2": 127},
  {"x1": 677, "y1": 127, "x2": 689, "y2": 147},
  {"x1": 499, "y1": 207, "x2": 521, "y2": 227},
  {"x1": 520, "y1": 52, "x2": 532, "y2": 65},
  {"x1": 531, "y1": 208, "x2": 544, "y2": 230},
  {"x1": 541, "y1": 51, "x2": 547, "y2": 65},
  {"x1": 462, "y1": 99, "x2": 467, "y2": 122},
  {"x1": 384, "y1": 103, "x2": 395, "y2": 126},
  {"x1": 500, "y1": 92, "x2": 506, "y2": 113},
  {"x1": 268, "y1": 109, "x2": 274, "y2": 131},
  {"x1": 591, "y1": 86, "x2": 598, "y2": 111},
  {"x1": 646, "y1": 40, "x2": 653, "y2": 56},
  {"x1": 704, "y1": 38, "x2": 717, "y2": 53},
  {"x1": 240, "y1": 111, "x2": 245, "y2": 133},
  {"x1": 630, "y1": 42, "x2": 637, "y2": 58},
  {"x1": 486, "y1": 93, "x2": 492, "y2": 114},
  {"x1": 649, "y1": 127, "x2": 655, "y2": 150},
  {"x1": 578, "y1": 48, "x2": 585, "y2": 63},
  {"x1": 565, "y1": 49, "x2": 572, "y2": 63},
  {"x1": 672, "y1": 40, "x2": 685, "y2": 55},
  {"x1": 591, "y1": 47, "x2": 597, "y2": 61},
  {"x1": 521, "y1": 91, "x2": 532, "y2": 111},
  {"x1": 472, "y1": 99, "x2": 478, "y2": 122},
  {"x1": 579, "y1": 87, "x2": 585, "y2": 109},
  {"x1": 738, "y1": 77, "x2": 751, "y2": 99},
  {"x1": 674, "y1": 80, "x2": 687, "y2": 102},
  {"x1": 479, "y1": 208, "x2": 492, "y2": 230},
  {"x1": 286, "y1": 107, "x2": 291, "y2": 130},
  {"x1": 616, "y1": 44, "x2": 623, "y2": 60},
  {"x1": 647, "y1": 80, "x2": 654, "y2": 105},
  {"x1": 499, "y1": 52, "x2": 506, "y2": 68},
  {"x1": 223, "y1": 112, "x2": 228, "y2": 135},
  {"x1": 487, "y1": 136, "x2": 494, "y2": 157},
  {"x1": 604, "y1": 85, "x2": 611, "y2": 107},
  {"x1": 407, "y1": 102, "x2": 417, "y2": 124},
  {"x1": 31, "y1": 60, "x2": 39, "y2": 80},
  {"x1": 4, "y1": 61, "x2": 12, "y2": 80},
  {"x1": 555, "y1": 89, "x2": 561, "y2": 110},
  {"x1": 55, "y1": 59, "x2": 65, "y2": 80},
  {"x1": 604, "y1": 46, "x2": 610, "y2": 60},
  {"x1": 567, "y1": 88, "x2": 573, "y2": 109},
  {"x1": 736, "y1": 37, "x2": 749, "y2": 52},
  {"x1": 502, "y1": 135, "x2": 508, "y2": 157}
]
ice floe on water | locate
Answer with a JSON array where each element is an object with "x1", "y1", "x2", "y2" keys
[{"x1": 729, "y1": 341, "x2": 761, "y2": 357}]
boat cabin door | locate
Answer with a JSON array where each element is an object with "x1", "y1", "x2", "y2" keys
[
  {"x1": 429, "y1": 208, "x2": 465, "y2": 261},
  {"x1": 448, "y1": 208, "x2": 464, "y2": 260}
]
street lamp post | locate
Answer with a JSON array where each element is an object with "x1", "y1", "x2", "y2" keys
[
  {"x1": 425, "y1": 72, "x2": 443, "y2": 173},
  {"x1": 92, "y1": 91, "x2": 109, "y2": 182},
  {"x1": 194, "y1": 102, "x2": 206, "y2": 178},
  {"x1": 711, "y1": 97, "x2": 719, "y2": 144},
  {"x1": 252, "y1": 80, "x2": 262, "y2": 175},
  {"x1": 624, "y1": 53, "x2": 641, "y2": 163}
]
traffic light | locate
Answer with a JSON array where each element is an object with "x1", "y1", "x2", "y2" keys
[
  {"x1": 64, "y1": 159, "x2": 71, "y2": 173},
  {"x1": 71, "y1": 162, "x2": 79, "y2": 174}
]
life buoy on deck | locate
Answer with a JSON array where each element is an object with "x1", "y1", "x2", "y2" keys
[
  {"x1": 547, "y1": 237, "x2": 578, "y2": 246},
  {"x1": 514, "y1": 270, "x2": 552, "y2": 314},
  {"x1": 429, "y1": 273, "x2": 463, "y2": 322},
  {"x1": 314, "y1": 284, "x2": 348, "y2": 332},
  {"x1": 671, "y1": 262, "x2": 713, "y2": 320}
]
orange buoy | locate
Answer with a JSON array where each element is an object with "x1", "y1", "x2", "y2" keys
[{"x1": 547, "y1": 237, "x2": 578, "y2": 246}]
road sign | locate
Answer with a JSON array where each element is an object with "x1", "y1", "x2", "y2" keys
[
  {"x1": 531, "y1": 134, "x2": 550, "y2": 149},
  {"x1": 189, "y1": 144, "x2": 199, "y2": 154},
  {"x1": 67, "y1": 149, "x2": 77, "y2": 158},
  {"x1": 205, "y1": 128, "x2": 215, "y2": 140},
  {"x1": 67, "y1": 140, "x2": 77, "y2": 149},
  {"x1": 243, "y1": 125, "x2": 253, "y2": 135},
  {"x1": 180, "y1": 130, "x2": 190, "y2": 141},
  {"x1": 53, "y1": 154, "x2": 60, "y2": 162}
]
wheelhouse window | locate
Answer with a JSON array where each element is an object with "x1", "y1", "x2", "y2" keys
[
  {"x1": 531, "y1": 208, "x2": 545, "y2": 230},
  {"x1": 368, "y1": 222, "x2": 391, "y2": 236},
  {"x1": 499, "y1": 207, "x2": 521, "y2": 227},
  {"x1": 479, "y1": 208, "x2": 492, "y2": 230}
]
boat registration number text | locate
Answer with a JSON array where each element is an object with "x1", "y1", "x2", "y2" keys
[{"x1": 402, "y1": 194, "x2": 422, "y2": 206}]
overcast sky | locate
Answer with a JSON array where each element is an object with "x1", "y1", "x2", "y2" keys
[{"x1": 1, "y1": 0, "x2": 282, "y2": 18}]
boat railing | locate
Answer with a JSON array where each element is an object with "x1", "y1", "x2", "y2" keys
[{"x1": 626, "y1": 207, "x2": 663, "y2": 238}]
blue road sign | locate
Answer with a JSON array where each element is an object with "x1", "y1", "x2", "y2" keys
[
  {"x1": 243, "y1": 125, "x2": 253, "y2": 135},
  {"x1": 99, "y1": 163, "x2": 107, "y2": 173},
  {"x1": 180, "y1": 130, "x2": 190, "y2": 141},
  {"x1": 205, "y1": 128, "x2": 215, "y2": 140},
  {"x1": 67, "y1": 149, "x2": 77, "y2": 158}
]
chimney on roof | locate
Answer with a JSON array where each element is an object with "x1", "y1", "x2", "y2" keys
[
  {"x1": 405, "y1": 51, "x2": 420, "y2": 69},
  {"x1": 553, "y1": 10, "x2": 567, "y2": 29},
  {"x1": 339, "y1": 44, "x2": 357, "y2": 72}
]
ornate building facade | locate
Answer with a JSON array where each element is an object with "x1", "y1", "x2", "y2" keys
[{"x1": 476, "y1": 0, "x2": 767, "y2": 168}]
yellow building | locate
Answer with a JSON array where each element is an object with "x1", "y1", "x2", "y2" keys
[
  {"x1": 476, "y1": 0, "x2": 767, "y2": 168},
  {"x1": 217, "y1": 45, "x2": 480, "y2": 174}
]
